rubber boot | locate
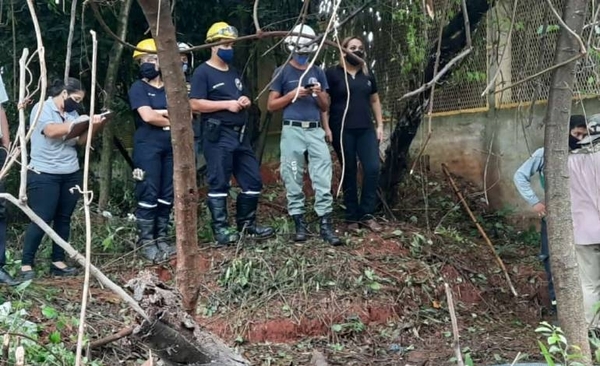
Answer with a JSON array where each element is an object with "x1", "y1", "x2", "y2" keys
[
  {"x1": 236, "y1": 194, "x2": 274, "y2": 239},
  {"x1": 292, "y1": 214, "x2": 308, "y2": 242},
  {"x1": 319, "y1": 214, "x2": 342, "y2": 246},
  {"x1": 207, "y1": 196, "x2": 239, "y2": 246},
  {"x1": 155, "y1": 214, "x2": 176, "y2": 260},
  {"x1": 136, "y1": 218, "x2": 161, "y2": 262}
]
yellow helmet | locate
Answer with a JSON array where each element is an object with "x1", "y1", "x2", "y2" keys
[
  {"x1": 133, "y1": 39, "x2": 157, "y2": 60},
  {"x1": 206, "y1": 22, "x2": 239, "y2": 43}
]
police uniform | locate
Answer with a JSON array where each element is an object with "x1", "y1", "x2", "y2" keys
[
  {"x1": 189, "y1": 22, "x2": 273, "y2": 245},
  {"x1": 128, "y1": 39, "x2": 175, "y2": 261}
]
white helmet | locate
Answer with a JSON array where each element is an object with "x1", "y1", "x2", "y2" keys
[
  {"x1": 284, "y1": 24, "x2": 318, "y2": 54},
  {"x1": 177, "y1": 42, "x2": 194, "y2": 71}
]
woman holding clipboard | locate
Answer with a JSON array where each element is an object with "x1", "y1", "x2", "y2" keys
[{"x1": 19, "y1": 77, "x2": 107, "y2": 281}]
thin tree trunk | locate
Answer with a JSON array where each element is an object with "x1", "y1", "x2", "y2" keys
[
  {"x1": 543, "y1": 0, "x2": 590, "y2": 362},
  {"x1": 136, "y1": 0, "x2": 201, "y2": 313},
  {"x1": 98, "y1": 0, "x2": 134, "y2": 211}
]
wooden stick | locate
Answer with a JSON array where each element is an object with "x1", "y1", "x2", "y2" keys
[
  {"x1": 0, "y1": 193, "x2": 149, "y2": 320},
  {"x1": 75, "y1": 29, "x2": 98, "y2": 366},
  {"x1": 441, "y1": 163, "x2": 518, "y2": 297},
  {"x1": 63, "y1": 0, "x2": 78, "y2": 83},
  {"x1": 17, "y1": 49, "x2": 28, "y2": 203},
  {"x1": 14, "y1": 346, "x2": 24, "y2": 366},
  {"x1": 445, "y1": 283, "x2": 464, "y2": 366},
  {"x1": 2, "y1": 334, "x2": 9, "y2": 360},
  {"x1": 90, "y1": 326, "x2": 134, "y2": 349}
]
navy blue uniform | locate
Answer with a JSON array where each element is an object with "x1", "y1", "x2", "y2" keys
[
  {"x1": 189, "y1": 63, "x2": 262, "y2": 196},
  {"x1": 128, "y1": 80, "x2": 174, "y2": 221}
]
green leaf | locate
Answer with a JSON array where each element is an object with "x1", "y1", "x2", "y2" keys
[
  {"x1": 369, "y1": 282, "x2": 382, "y2": 291},
  {"x1": 538, "y1": 341, "x2": 556, "y2": 366},
  {"x1": 102, "y1": 237, "x2": 113, "y2": 251},
  {"x1": 49, "y1": 331, "x2": 61, "y2": 344},
  {"x1": 42, "y1": 306, "x2": 58, "y2": 319},
  {"x1": 331, "y1": 324, "x2": 343, "y2": 332},
  {"x1": 391, "y1": 229, "x2": 403, "y2": 237},
  {"x1": 15, "y1": 279, "x2": 32, "y2": 292}
]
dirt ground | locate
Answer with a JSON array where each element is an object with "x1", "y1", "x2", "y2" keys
[{"x1": 0, "y1": 166, "x2": 551, "y2": 366}]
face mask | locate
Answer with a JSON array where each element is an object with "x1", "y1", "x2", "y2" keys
[
  {"x1": 182, "y1": 62, "x2": 189, "y2": 74},
  {"x1": 140, "y1": 62, "x2": 160, "y2": 80},
  {"x1": 345, "y1": 51, "x2": 364, "y2": 66},
  {"x1": 293, "y1": 53, "x2": 309, "y2": 65},
  {"x1": 217, "y1": 48, "x2": 234, "y2": 64},
  {"x1": 63, "y1": 97, "x2": 81, "y2": 113}
]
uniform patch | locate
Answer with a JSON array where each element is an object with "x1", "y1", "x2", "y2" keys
[
  {"x1": 367, "y1": 80, "x2": 372, "y2": 87},
  {"x1": 235, "y1": 78, "x2": 243, "y2": 91}
]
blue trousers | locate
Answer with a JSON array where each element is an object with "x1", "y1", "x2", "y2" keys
[
  {"x1": 133, "y1": 128, "x2": 173, "y2": 220},
  {"x1": 22, "y1": 170, "x2": 82, "y2": 266},
  {"x1": 540, "y1": 218, "x2": 556, "y2": 305},
  {"x1": 203, "y1": 125, "x2": 262, "y2": 197},
  {"x1": 331, "y1": 126, "x2": 380, "y2": 222}
]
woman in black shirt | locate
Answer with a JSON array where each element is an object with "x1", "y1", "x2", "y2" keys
[{"x1": 324, "y1": 36, "x2": 384, "y2": 232}]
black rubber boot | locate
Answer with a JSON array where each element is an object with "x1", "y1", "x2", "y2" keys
[
  {"x1": 136, "y1": 218, "x2": 161, "y2": 262},
  {"x1": 236, "y1": 194, "x2": 274, "y2": 239},
  {"x1": 292, "y1": 214, "x2": 308, "y2": 242},
  {"x1": 155, "y1": 213, "x2": 176, "y2": 259},
  {"x1": 319, "y1": 214, "x2": 342, "y2": 246},
  {"x1": 207, "y1": 196, "x2": 239, "y2": 246}
]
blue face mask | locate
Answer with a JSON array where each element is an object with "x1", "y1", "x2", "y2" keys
[
  {"x1": 182, "y1": 62, "x2": 189, "y2": 73},
  {"x1": 217, "y1": 48, "x2": 234, "y2": 64},
  {"x1": 293, "y1": 53, "x2": 309, "y2": 65},
  {"x1": 140, "y1": 62, "x2": 160, "y2": 80}
]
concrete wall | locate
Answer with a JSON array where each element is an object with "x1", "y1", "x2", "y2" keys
[{"x1": 409, "y1": 98, "x2": 600, "y2": 220}]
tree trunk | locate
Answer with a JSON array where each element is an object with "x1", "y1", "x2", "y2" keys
[
  {"x1": 543, "y1": 0, "x2": 590, "y2": 362},
  {"x1": 136, "y1": 0, "x2": 201, "y2": 313},
  {"x1": 98, "y1": 0, "x2": 134, "y2": 211}
]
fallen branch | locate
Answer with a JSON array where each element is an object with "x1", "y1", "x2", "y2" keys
[
  {"x1": 445, "y1": 283, "x2": 464, "y2": 366},
  {"x1": 441, "y1": 163, "x2": 518, "y2": 297},
  {"x1": 0, "y1": 193, "x2": 149, "y2": 320},
  {"x1": 89, "y1": 326, "x2": 134, "y2": 349}
]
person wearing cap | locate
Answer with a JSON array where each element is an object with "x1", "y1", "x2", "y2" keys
[
  {"x1": 513, "y1": 115, "x2": 589, "y2": 314},
  {"x1": 189, "y1": 22, "x2": 274, "y2": 246},
  {"x1": 267, "y1": 24, "x2": 341, "y2": 246},
  {"x1": 0, "y1": 72, "x2": 17, "y2": 285},
  {"x1": 128, "y1": 38, "x2": 176, "y2": 262}
]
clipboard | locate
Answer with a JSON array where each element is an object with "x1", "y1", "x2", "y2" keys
[
  {"x1": 63, "y1": 111, "x2": 111, "y2": 140},
  {"x1": 64, "y1": 115, "x2": 90, "y2": 140}
]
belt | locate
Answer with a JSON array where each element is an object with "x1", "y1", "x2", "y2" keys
[
  {"x1": 283, "y1": 120, "x2": 321, "y2": 129},
  {"x1": 223, "y1": 125, "x2": 243, "y2": 132}
]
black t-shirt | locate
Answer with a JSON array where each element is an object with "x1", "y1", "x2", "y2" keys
[
  {"x1": 189, "y1": 62, "x2": 247, "y2": 127},
  {"x1": 325, "y1": 65, "x2": 378, "y2": 129},
  {"x1": 128, "y1": 80, "x2": 168, "y2": 130}
]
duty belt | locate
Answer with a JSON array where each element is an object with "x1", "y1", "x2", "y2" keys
[{"x1": 283, "y1": 120, "x2": 321, "y2": 129}]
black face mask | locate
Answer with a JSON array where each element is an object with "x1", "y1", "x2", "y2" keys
[
  {"x1": 64, "y1": 97, "x2": 81, "y2": 113},
  {"x1": 345, "y1": 51, "x2": 364, "y2": 66},
  {"x1": 140, "y1": 62, "x2": 160, "y2": 80},
  {"x1": 569, "y1": 135, "x2": 581, "y2": 151}
]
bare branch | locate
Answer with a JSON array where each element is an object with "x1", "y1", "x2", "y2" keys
[
  {"x1": 0, "y1": 193, "x2": 149, "y2": 320},
  {"x1": 494, "y1": 53, "x2": 584, "y2": 94},
  {"x1": 253, "y1": 0, "x2": 261, "y2": 33},
  {"x1": 482, "y1": 0, "x2": 518, "y2": 96},
  {"x1": 17, "y1": 49, "x2": 28, "y2": 203},
  {"x1": 545, "y1": 0, "x2": 587, "y2": 54},
  {"x1": 445, "y1": 283, "x2": 464, "y2": 366},
  {"x1": 398, "y1": 48, "x2": 472, "y2": 101},
  {"x1": 74, "y1": 29, "x2": 99, "y2": 366},
  {"x1": 64, "y1": 0, "x2": 78, "y2": 82}
]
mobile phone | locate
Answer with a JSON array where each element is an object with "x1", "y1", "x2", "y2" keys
[
  {"x1": 99, "y1": 110, "x2": 112, "y2": 118},
  {"x1": 304, "y1": 83, "x2": 316, "y2": 89}
]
